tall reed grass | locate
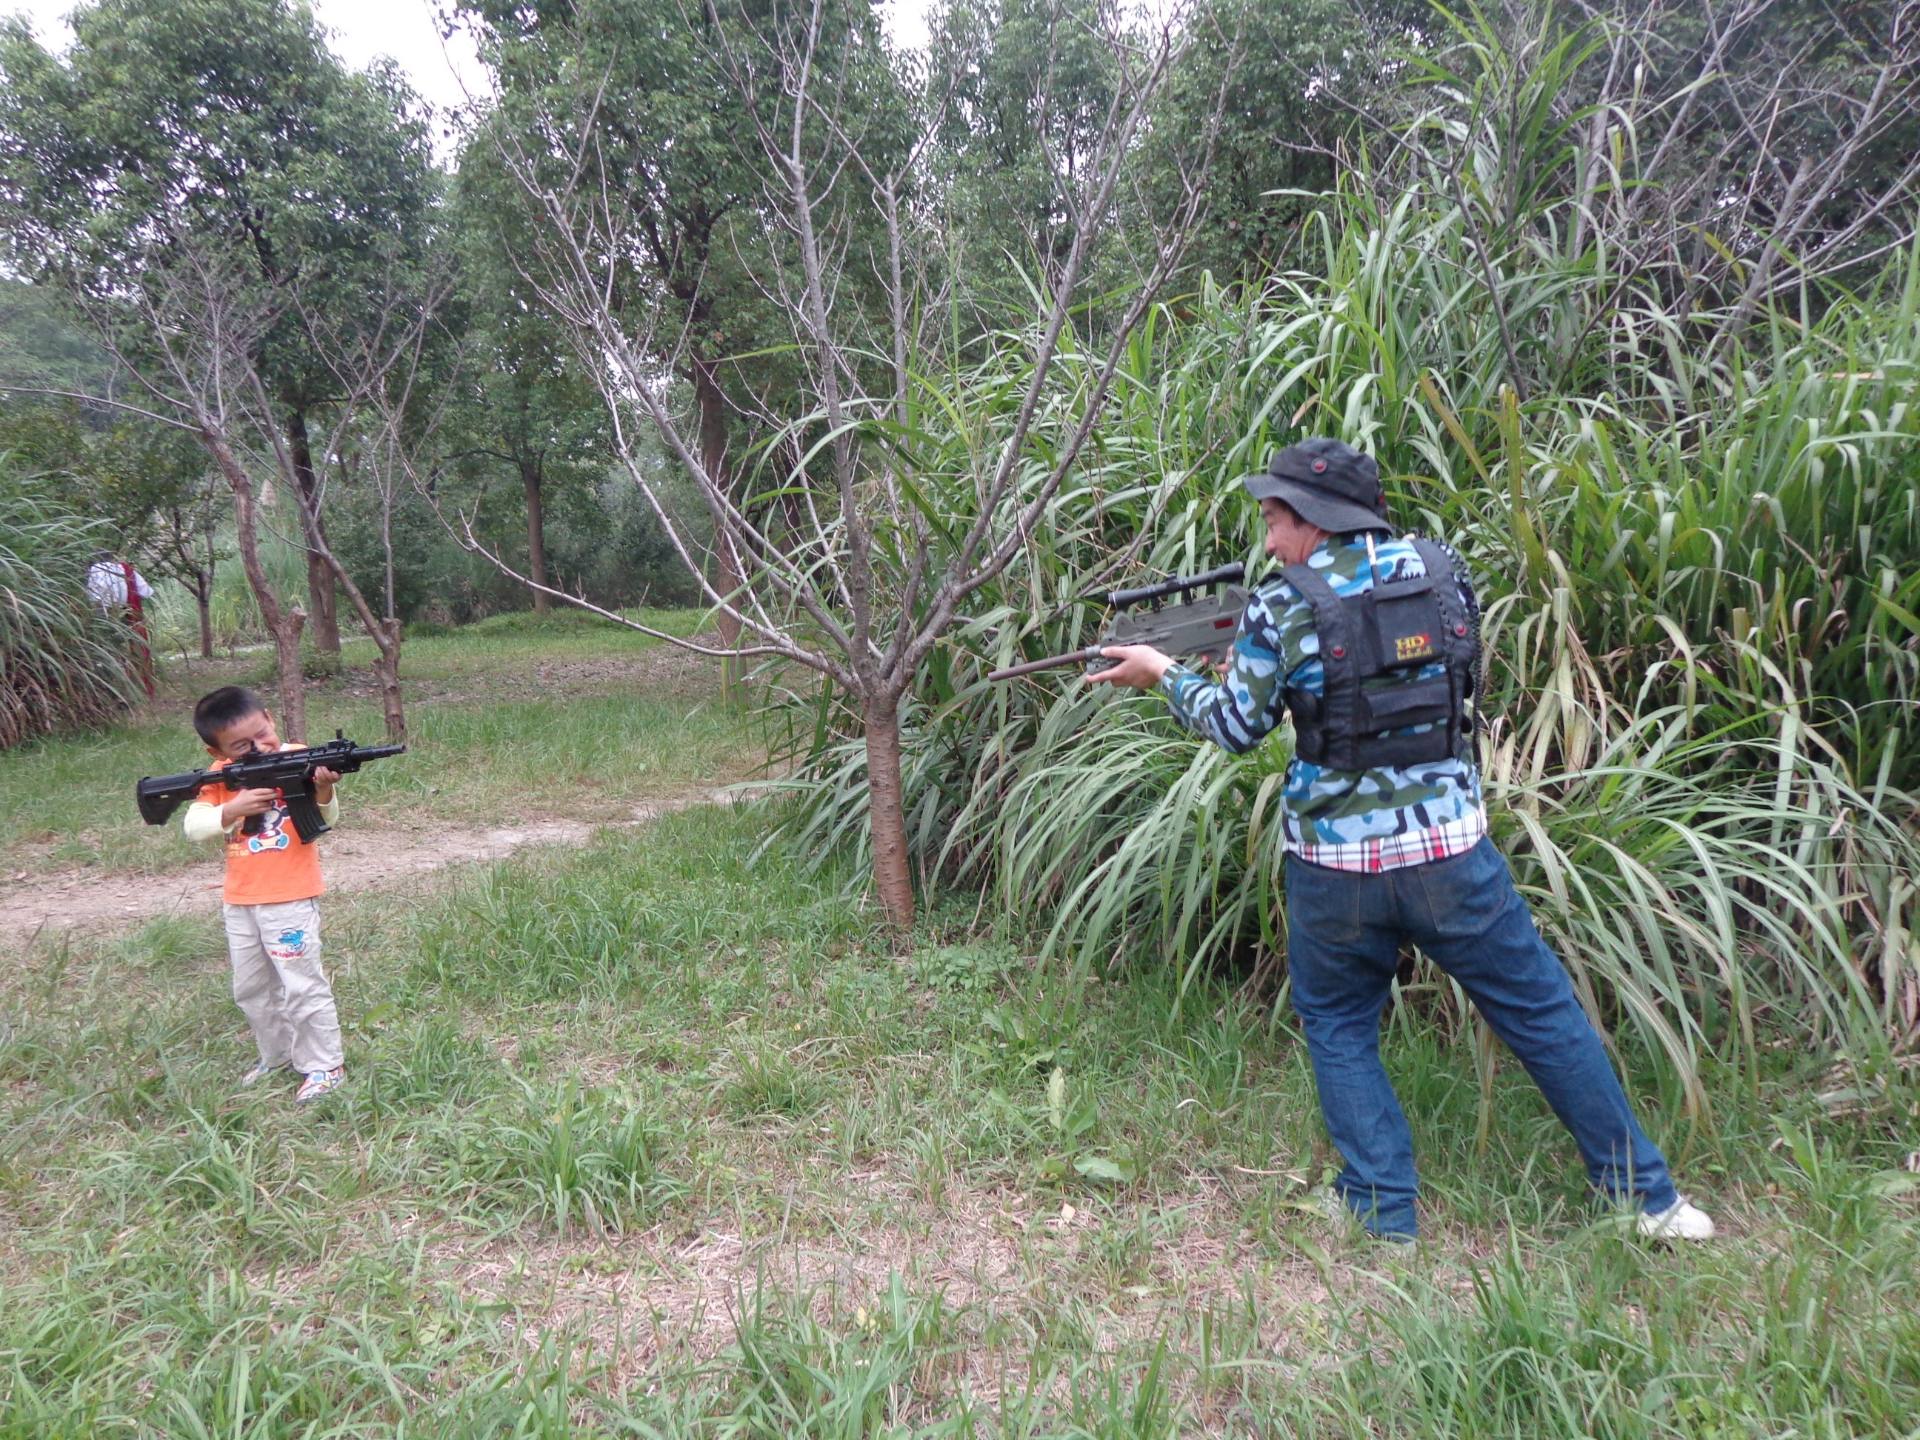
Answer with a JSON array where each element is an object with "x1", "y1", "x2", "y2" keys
[
  {"x1": 770, "y1": 14, "x2": 1920, "y2": 1088},
  {"x1": 0, "y1": 452, "x2": 137, "y2": 748}
]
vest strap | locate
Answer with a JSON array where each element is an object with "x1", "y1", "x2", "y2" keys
[
  {"x1": 1409, "y1": 538, "x2": 1468, "y2": 760},
  {"x1": 1280, "y1": 561, "x2": 1355, "y2": 767}
]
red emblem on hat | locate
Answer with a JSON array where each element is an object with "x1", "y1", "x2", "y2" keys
[{"x1": 1311, "y1": 459, "x2": 1327, "y2": 473}]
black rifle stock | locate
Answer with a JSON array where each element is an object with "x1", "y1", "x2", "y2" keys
[
  {"x1": 136, "y1": 732, "x2": 406, "y2": 844},
  {"x1": 988, "y1": 563, "x2": 1251, "y2": 682}
]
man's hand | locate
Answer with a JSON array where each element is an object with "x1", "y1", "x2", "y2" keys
[
  {"x1": 1084, "y1": 644, "x2": 1174, "y2": 691},
  {"x1": 220, "y1": 788, "x2": 279, "y2": 825},
  {"x1": 311, "y1": 767, "x2": 340, "y2": 805}
]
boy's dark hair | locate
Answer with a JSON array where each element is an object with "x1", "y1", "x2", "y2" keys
[{"x1": 193, "y1": 686, "x2": 266, "y2": 745}]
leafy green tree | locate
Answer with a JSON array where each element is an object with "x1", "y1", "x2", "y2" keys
[
  {"x1": 1139, "y1": 0, "x2": 1401, "y2": 284},
  {"x1": 922, "y1": 0, "x2": 1124, "y2": 317},
  {"x1": 0, "y1": 0, "x2": 438, "y2": 655},
  {"x1": 457, "y1": 0, "x2": 899, "y2": 640},
  {"x1": 0, "y1": 0, "x2": 444, "y2": 739},
  {"x1": 0, "y1": 279, "x2": 117, "y2": 399},
  {"x1": 441, "y1": 134, "x2": 610, "y2": 616},
  {"x1": 918, "y1": 0, "x2": 1380, "y2": 313},
  {"x1": 0, "y1": 398, "x2": 90, "y2": 480},
  {"x1": 88, "y1": 421, "x2": 226, "y2": 658},
  {"x1": 0, "y1": 393, "x2": 225, "y2": 657}
]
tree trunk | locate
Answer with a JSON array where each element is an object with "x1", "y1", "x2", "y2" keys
[
  {"x1": 522, "y1": 460, "x2": 551, "y2": 617},
  {"x1": 203, "y1": 428, "x2": 307, "y2": 741},
  {"x1": 305, "y1": 494, "x2": 409, "y2": 742},
  {"x1": 194, "y1": 569, "x2": 214, "y2": 659},
  {"x1": 286, "y1": 408, "x2": 341, "y2": 655},
  {"x1": 863, "y1": 690, "x2": 915, "y2": 933},
  {"x1": 273, "y1": 607, "x2": 308, "y2": 741},
  {"x1": 373, "y1": 618, "x2": 406, "y2": 742},
  {"x1": 692, "y1": 357, "x2": 741, "y2": 646}
]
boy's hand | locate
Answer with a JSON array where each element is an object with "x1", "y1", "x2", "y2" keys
[
  {"x1": 311, "y1": 766, "x2": 340, "y2": 804},
  {"x1": 220, "y1": 788, "x2": 279, "y2": 825}
]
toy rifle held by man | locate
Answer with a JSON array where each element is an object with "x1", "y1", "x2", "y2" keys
[
  {"x1": 136, "y1": 732, "x2": 406, "y2": 844},
  {"x1": 988, "y1": 563, "x2": 1252, "y2": 681}
]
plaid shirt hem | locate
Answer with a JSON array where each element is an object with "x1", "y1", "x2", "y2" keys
[{"x1": 1286, "y1": 808, "x2": 1489, "y2": 874}]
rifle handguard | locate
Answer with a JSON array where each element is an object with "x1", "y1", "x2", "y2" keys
[{"x1": 988, "y1": 562, "x2": 1253, "y2": 683}]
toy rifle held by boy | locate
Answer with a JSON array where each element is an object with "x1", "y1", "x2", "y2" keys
[
  {"x1": 988, "y1": 563, "x2": 1252, "y2": 681},
  {"x1": 136, "y1": 732, "x2": 406, "y2": 844}
]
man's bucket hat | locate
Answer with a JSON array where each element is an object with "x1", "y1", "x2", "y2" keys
[{"x1": 1242, "y1": 438, "x2": 1392, "y2": 536}]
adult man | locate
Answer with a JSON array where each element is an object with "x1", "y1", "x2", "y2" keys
[{"x1": 1089, "y1": 438, "x2": 1713, "y2": 1244}]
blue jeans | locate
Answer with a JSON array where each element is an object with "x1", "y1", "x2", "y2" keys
[{"x1": 1285, "y1": 838, "x2": 1677, "y2": 1239}]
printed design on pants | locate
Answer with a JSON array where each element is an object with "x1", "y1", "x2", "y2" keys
[
  {"x1": 245, "y1": 804, "x2": 292, "y2": 854},
  {"x1": 266, "y1": 924, "x2": 314, "y2": 969}
]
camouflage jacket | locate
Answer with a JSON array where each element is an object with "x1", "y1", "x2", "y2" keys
[{"x1": 1157, "y1": 533, "x2": 1485, "y2": 850}]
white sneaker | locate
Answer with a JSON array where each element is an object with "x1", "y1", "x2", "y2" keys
[
  {"x1": 1312, "y1": 1187, "x2": 1416, "y2": 1246},
  {"x1": 1636, "y1": 1196, "x2": 1716, "y2": 1241},
  {"x1": 1313, "y1": 1186, "x2": 1358, "y2": 1231}
]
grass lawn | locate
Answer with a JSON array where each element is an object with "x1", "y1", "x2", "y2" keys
[
  {"x1": 0, "y1": 608, "x2": 743, "y2": 883},
  {"x1": 2, "y1": 616, "x2": 1916, "y2": 1436}
]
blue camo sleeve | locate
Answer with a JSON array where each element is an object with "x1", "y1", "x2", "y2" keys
[{"x1": 1154, "y1": 586, "x2": 1298, "y2": 755}]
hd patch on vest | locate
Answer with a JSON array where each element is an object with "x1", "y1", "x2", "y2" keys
[{"x1": 1371, "y1": 587, "x2": 1445, "y2": 669}]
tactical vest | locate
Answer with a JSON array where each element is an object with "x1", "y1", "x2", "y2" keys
[{"x1": 1280, "y1": 536, "x2": 1480, "y2": 771}]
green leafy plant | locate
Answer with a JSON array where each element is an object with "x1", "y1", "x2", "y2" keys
[{"x1": 443, "y1": 1078, "x2": 682, "y2": 1237}]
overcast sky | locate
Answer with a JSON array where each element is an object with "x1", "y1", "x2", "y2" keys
[{"x1": 8, "y1": 0, "x2": 933, "y2": 148}]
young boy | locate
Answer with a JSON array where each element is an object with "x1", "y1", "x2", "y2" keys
[{"x1": 183, "y1": 686, "x2": 348, "y2": 1102}]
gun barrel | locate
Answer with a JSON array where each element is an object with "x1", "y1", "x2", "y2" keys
[{"x1": 988, "y1": 646, "x2": 1102, "y2": 682}]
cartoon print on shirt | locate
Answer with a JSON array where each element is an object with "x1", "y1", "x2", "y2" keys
[{"x1": 245, "y1": 801, "x2": 293, "y2": 854}]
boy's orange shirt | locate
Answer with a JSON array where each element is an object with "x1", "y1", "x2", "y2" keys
[{"x1": 197, "y1": 745, "x2": 326, "y2": 905}]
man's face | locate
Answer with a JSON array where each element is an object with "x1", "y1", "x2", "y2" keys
[
  {"x1": 1260, "y1": 498, "x2": 1318, "y2": 565},
  {"x1": 208, "y1": 708, "x2": 280, "y2": 761}
]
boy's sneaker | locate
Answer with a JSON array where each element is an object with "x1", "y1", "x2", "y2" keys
[
  {"x1": 239, "y1": 1059, "x2": 292, "y2": 1088},
  {"x1": 295, "y1": 1066, "x2": 346, "y2": 1103},
  {"x1": 1637, "y1": 1196, "x2": 1716, "y2": 1241}
]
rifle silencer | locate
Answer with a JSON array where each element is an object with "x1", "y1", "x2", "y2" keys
[{"x1": 987, "y1": 646, "x2": 1106, "y2": 682}]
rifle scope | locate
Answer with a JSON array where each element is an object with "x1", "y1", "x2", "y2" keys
[{"x1": 1108, "y1": 562, "x2": 1245, "y2": 610}]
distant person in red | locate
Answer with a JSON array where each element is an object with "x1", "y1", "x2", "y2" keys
[{"x1": 85, "y1": 550, "x2": 156, "y2": 697}]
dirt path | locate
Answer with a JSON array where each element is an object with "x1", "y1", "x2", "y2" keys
[{"x1": 0, "y1": 789, "x2": 746, "y2": 946}]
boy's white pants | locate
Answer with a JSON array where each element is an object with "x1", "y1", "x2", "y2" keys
[{"x1": 222, "y1": 898, "x2": 343, "y2": 1074}]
